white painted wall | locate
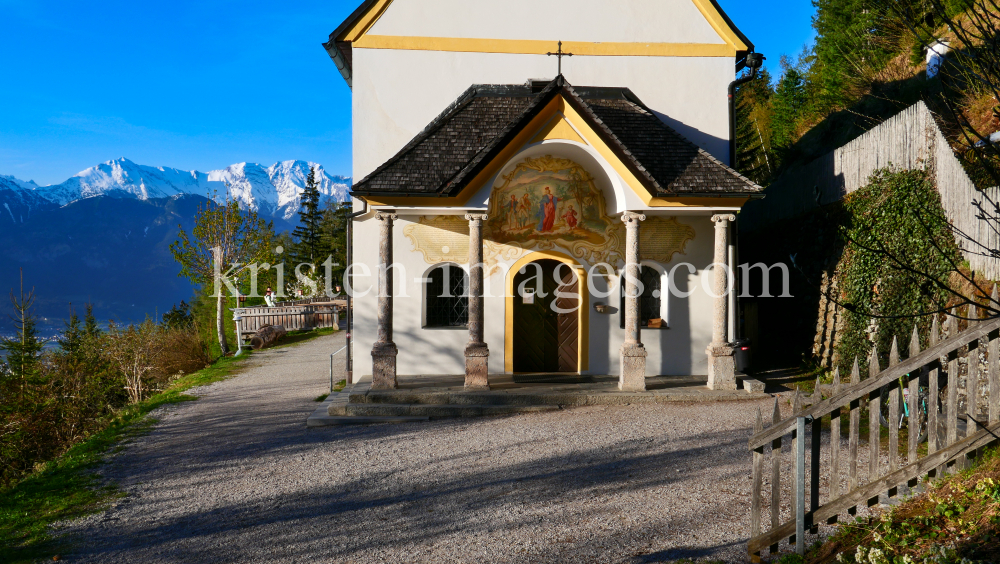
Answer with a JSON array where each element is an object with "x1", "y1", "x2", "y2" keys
[
  {"x1": 368, "y1": 0, "x2": 724, "y2": 44},
  {"x1": 352, "y1": 49, "x2": 734, "y2": 181}
]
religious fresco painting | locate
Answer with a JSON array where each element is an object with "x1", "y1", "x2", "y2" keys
[
  {"x1": 404, "y1": 156, "x2": 698, "y2": 272},
  {"x1": 485, "y1": 156, "x2": 624, "y2": 264}
]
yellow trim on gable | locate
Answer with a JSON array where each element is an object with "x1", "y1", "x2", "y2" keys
[
  {"x1": 689, "y1": 0, "x2": 749, "y2": 51},
  {"x1": 353, "y1": 35, "x2": 736, "y2": 57},
  {"x1": 337, "y1": 0, "x2": 748, "y2": 55},
  {"x1": 339, "y1": 0, "x2": 394, "y2": 42},
  {"x1": 505, "y1": 251, "x2": 589, "y2": 374},
  {"x1": 530, "y1": 113, "x2": 586, "y2": 145}
]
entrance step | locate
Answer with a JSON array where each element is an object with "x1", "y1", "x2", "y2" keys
[
  {"x1": 345, "y1": 403, "x2": 561, "y2": 418},
  {"x1": 353, "y1": 390, "x2": 591, "y2": 407},
  {"x1": 309, "y1": 415, "x2": 431, "y2": 426}
]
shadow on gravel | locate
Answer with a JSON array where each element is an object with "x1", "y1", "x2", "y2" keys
[
  {"x1": 631, "y1": 539, "x2": 747, "y2": 562},
  {"x1": 68, "y1": 415, "x2": 756, "y2": 563}
]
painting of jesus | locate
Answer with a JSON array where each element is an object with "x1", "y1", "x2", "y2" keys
[
  {"x1": 536, "y1": 187, "x2": 558, "y2": 232},
  {"x1": 486, "y1": 155, "x2": 613, "y2": 249}
]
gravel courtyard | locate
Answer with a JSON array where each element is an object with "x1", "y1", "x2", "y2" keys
[{"x1": 60, "y1": 331, "x2": 774, "y2": 563}]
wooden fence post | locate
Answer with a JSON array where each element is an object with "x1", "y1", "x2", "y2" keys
[
  {"x1": 929, "y1": 316, "x2": 941, "y2": 475},
  {"x1": 888, "y1": 337, "x2": 900, "y2": 483},
  {"x1": 770, "y1": 397, "x2": 781, "y2": 554},
  {"x1": 848, "y1": 357, "x2": 860, "y2": 514},
  {"x1": 795, "y1": 415, "x2": 807, "y2": 556},
  {"x1": 751, "y1": 408, "x2": 764, "y2": 563},
  {"x1": 829, "y1": 367, "x2": 842, "y2": 509},
  {"x1": 946, "y1": 314, "x2": 959, "y2": 474},
  {"x1": 966, "y1": 304, "x2": 980, "y2": 468},
  {"x1": 868, "y1": 349, "x2": 882, "y2": 502}
]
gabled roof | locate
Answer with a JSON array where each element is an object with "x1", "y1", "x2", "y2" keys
[
  {"x1": 323, "y1": 0, "x2": 755, "y2": 87},
  {"x1": 350, "y1": 76, "x2": 762, "y2": 199}
]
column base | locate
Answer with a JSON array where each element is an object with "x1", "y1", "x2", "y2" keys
[
  {"x1": 706, "y1": 344, "x2": 737, "y2": 391},
  {"x1": 619, "y1": 342, "x2": 647, "y2": 392},
  {"x1": 371, "y1": 342, "x2": 398, "y2": 390},
  {"x1": 464, "y1": 343, "x2": 490, "y2": 390}
]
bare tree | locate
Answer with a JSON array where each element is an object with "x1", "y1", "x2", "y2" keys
[
  {"x1": 103, "y1": 319, "x2": 165, "y2": 404},
  {"x1": 171, "y1": 191, "x2": 274, "y2": 355}
]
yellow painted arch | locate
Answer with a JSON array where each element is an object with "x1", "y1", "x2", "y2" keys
[{"x1": 504, "y1": 250, "x2": 589, "y2": 374}]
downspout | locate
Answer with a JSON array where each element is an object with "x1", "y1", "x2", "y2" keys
[
  {"x1": 345, "y1": 196, "x2": 368, "y2": 384},
  {"x1": 728, "y1": 52, "x2": 765, "y2": 168}
]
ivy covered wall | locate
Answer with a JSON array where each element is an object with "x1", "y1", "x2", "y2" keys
[{"x1": 740, "y1": 168, "x2": 960, "y2": 373}]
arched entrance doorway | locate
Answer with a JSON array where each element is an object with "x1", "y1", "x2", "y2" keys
[{"x1": 511, "y1": 259, "x2": 580, "y2": 373}]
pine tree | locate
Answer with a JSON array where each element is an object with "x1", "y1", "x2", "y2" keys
[
  {"x1": 162, "y1": 301, "x2": 194, "y2": 329},
  {"x1": 771, "y1": 66, "x2": 808, "y2": 150},
  {"x1": 292, "y1": 166, "x2": 323, "y2": 265},
  {"x1": 734, "y1": 68, "x2": 775, "y2": 185},
  {"x1": 0, "y1": 270, "x2": 45, "y2": 401},
  {"x1": 83, "y1": 303, "x2": 101, "y2": 339},
  {"x1": 58, "y1": 305, "x2": 83, "y2": 357},
  {"x1": 318, "y1": 200, "x2": 351, "y2": 291}
]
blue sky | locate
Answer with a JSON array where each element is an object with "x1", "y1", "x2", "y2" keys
[{"x1": 0, "y1": 1, "x2": 816, "y2": 187}]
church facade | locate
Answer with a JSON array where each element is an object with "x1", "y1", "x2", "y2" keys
[{"x1": 325, "y1": 0, "x2": 762, "y2": 391}]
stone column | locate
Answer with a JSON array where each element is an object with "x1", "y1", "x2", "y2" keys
[
  {"x1": 707, "y1": 214, "x2": 738, "y2": 391},
  {"x1": 371, "y1": 211, "x2": 398, "y2": 390},
  {"x1": 619, "y1": 211, "x2": 648, "y2": 392},
  {"x1": 464, "y1": 213, "x2": 490, "y2": 390}
]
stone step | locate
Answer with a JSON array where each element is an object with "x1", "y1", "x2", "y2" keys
[
  {"x1": 345, "y1": 403, "x2": 562, "y2": 418},
  {"x1": 352, "y1": 391, "x2": 590, "y2": 407},
  {"x1": 308, "y1": 415, "x2": 431, "y2": 426}
]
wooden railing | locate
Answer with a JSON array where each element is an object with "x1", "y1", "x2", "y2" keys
[
  {"x1": 234, "y1": 304, "x2": 341, "y2": 340},
  {"x1": 275, "y1": 296, "x2": 346, "y2": 307},
  {"x1": 748, "y1": 309, "x2": 1000, "y2": 561}
]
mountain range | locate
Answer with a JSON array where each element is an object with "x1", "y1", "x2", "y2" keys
[
  {"x1": 2, "y1": 158, "x2": 351, "y2": 224},
  {"x1": 0, "y1": 159, "x2": 351, "y2": 334}
]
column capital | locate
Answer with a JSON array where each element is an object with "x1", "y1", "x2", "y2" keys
[
  {"x1": 375, "y1": 210, "x2": 398, "y2": 221},
  {"x1": 711, "y1": 213, "x2": 736, "y2": 224},
  {"x1": 464, "y1": 212, "x2": 488, "y2": 222},
  {"x1": 621, "y1": 211, "x2": 647, "y2": 224}
]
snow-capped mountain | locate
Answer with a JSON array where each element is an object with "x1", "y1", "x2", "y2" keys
[
  {"x1": 23, "y1": 158, "x2": 351, "y2": 220},
  {"x1": 0, "y1": 175, "x2": 58, "y2": 226}
]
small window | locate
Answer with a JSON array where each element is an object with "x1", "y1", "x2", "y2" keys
[
  {"x1": 620, "y1": 266, "x2": 663, "y2": 328},
  {"x1": 426, "y1": 265, "x2": 469, "y2": 328}
]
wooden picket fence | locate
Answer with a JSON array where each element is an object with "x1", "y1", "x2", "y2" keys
[
  {"x1": 234, "y1": 304, "x2": 341, "y2": 341},
  {"x1": 747, "y1": 306, "x2": 1000, "y2": 561}
]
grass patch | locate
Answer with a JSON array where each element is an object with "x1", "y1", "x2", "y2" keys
[
  {"x1": 314, "y1": 394, "x2": 329, "y2": 402},
  {"x1": 333, "y1": 379, "x2": 346, "y2": 393},
  {"x1": 807, "y1": 447, "x2": 1000, "y2": 563},
  {"x1": 0, "y1": 353, "x2": 251, "y2": 564},
  {"x1": 271, "y1": 327, "x2": 337, "y2": 350}
]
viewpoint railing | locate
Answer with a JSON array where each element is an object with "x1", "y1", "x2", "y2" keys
[
  {"x1": 747, "y1": 306, "x2": 1000, "y2": 561},
  {"x1": 234, "y1": 303, "x2": 341, "y2": 340}
]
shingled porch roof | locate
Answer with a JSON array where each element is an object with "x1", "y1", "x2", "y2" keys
[{"x1": 350, "y1": 76, "x2": 763, "y2": 200}]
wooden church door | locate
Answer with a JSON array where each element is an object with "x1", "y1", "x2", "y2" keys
[{"x1": 513, "y1": 259, "x2": 579, "y2": 373}]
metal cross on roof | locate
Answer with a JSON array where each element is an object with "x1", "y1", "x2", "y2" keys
[{"x1": 546, "y1": 41, "x2": 573, "y2": 75}]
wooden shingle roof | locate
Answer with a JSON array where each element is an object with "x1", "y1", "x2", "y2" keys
[{"x1": 351, "y1": 76, "x2": 762, "y2": 199}]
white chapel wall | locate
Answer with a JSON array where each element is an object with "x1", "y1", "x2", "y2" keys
[
  {"x1": 367, "y1": 0, "x2": 725, "y2": 44},
  {"x1": 352, "y1": 46, "x2": 735, "y2": 181}
]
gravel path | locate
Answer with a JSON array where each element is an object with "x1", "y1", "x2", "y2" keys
[{"x1": 60, "y1": 331, "x2": 776, "y2": 563}]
